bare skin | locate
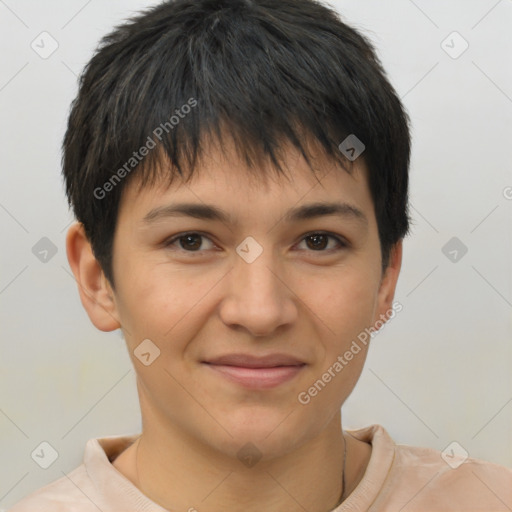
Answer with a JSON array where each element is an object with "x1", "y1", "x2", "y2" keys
[{"x1": 66, "y1": 137, "x2": 402, "y2": 512}]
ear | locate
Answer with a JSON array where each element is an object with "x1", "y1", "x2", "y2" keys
[
  {"x1": 65, "y1": 221, "x2": 121, "y2": 332},
  {"x1": 373, "y1": 239, "x2": 403, "y2": 325}
]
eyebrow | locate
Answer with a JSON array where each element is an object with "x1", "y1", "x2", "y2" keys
[{"x1": 142, "y1": 201, "x2": 368, "y2": 227}]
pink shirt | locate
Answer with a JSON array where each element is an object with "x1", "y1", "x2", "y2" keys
[{"x1": 8, "y1": 424, "x2": 512, "y2": 511}]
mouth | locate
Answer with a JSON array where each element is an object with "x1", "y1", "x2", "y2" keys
[{"x1": 202, "y1": 353, "x2": 306, "y2": 389}]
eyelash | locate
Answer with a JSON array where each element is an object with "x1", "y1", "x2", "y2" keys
[{"x1": 163, "y1": 231, "x2": 348, "y2": 256}]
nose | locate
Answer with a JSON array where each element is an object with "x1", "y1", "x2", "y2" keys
[{"x1": 218, "y1": 246, "x2": 298, "y2": 337}]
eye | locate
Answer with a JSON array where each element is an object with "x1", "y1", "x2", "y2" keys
[
  {"x1": 296, "y1": 232, "x2": 348, "y2": 253},
  {"x1": 164, "y1": 232, "x2": 216, "y2": 253},
  {"x1": 164, "y1": 231, "x2": 348, "y2": 255}
]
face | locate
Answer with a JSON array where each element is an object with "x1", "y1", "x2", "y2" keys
[{"x1": 101, "y1": 138, "x2": 401, "y2": 462}]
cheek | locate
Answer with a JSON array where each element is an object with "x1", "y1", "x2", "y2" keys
[
  {"x1": 117, "y1": 267, "x2": 221, "y2": 362},
  {"x1": 290, "y1": 266, "x2": 377, "y2": 404},
  {"x1": 298, "y1": 263, "x2": 379, "y2": 345}
]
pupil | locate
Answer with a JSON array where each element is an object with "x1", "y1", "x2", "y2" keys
[
  {"x1": 182, "y1": 235, "x2": 201, "y2": 250},
  {"x1": 308, "y1": 234, "x2": 327, "y2": 250}
]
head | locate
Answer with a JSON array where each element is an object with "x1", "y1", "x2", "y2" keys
[{"x1": 65, "y1": 0, "x2": 410, "y2": 462}]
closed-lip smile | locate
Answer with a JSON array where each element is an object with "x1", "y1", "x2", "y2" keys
[{"x1": 202, "y1": 353, "x2": 306, "y2": 389}]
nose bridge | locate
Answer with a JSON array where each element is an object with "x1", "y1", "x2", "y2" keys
[
  {"x1": 237, "y1": 249, "x2": 280, "y2": 301},
  {"x1": 219, "y1": 237, "x2": 297, "y2": 335}
]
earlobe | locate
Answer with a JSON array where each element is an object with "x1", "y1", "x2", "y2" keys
[{"x1": 65, "y1": 221, "x2": 121, "y2": 332}]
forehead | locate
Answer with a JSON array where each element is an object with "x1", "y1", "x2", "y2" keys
[{"x1": 117, "y1": 136, "x2": 375, "y2": 229}]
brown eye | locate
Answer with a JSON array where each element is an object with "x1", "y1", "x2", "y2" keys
[
  {"x1": 179, "y1": 234, "x2": 203, "y2": 250},
  {"x1": 165, "y1": 232, "x2": 215, "y2": 253},
  {"x1": 298, "y1": 232, "x2": 347, "y2": 252},
  {"x1": 305, "y1": 234, "x2": 329, "y2": 250}
]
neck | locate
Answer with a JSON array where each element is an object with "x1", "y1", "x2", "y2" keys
[
  {"x1": 114, "y1": 412, "x2": 364, "y2": 512},
  {"x1": 113, "y1": 386, "x2": 372, "y2": 512}
]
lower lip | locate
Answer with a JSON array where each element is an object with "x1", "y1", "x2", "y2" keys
[{"x1": 203, "y1": 363, "x2": 305, "y2": 389}]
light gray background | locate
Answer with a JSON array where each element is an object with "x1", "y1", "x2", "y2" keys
[{"x1": 1, "y1": 0, "x2": 511, "y2": 508}]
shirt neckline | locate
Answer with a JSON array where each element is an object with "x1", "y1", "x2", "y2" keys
[
  {"x1": 332, "y1": 424, "x2": 396, "y2": 511},
  {"x1": 84, "y1": 424, "x2": 396, "y2": 512}
]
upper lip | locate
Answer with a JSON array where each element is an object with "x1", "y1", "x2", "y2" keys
[{"x1": 203, "y1": 353, "x2": 306, "y2": 368}]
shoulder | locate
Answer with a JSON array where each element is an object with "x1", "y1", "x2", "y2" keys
[
  {"x1": 7, "y1": 435, "x2": 140, "y2": 512},
  {"x1": 390, "y1": 442, "x2": 512, "y2": 510},
  {"x1": 8, "y1": 464, "x2": 100, "y2": 512},
  {"x1": 347, "y1": 424, "x2": 512, "y2": 511}
]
